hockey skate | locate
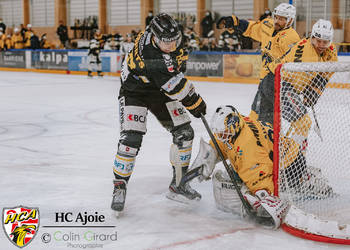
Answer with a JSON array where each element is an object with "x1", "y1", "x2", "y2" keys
[
  {"x1": 97, "y1": 71, "x2": 103, "y2": 77},
  {"x1": 87, "y1": 71, "x2": 93, "y2": 78},
  {"x1": 166, "y1": 169, "x2": 201, "y2": 204},
  {"x1": 298, "y1": 166, "x2": 335, "y2": 200},
  {"x1": 111, "y1": 179, "x2": 127, "y2": 217}
]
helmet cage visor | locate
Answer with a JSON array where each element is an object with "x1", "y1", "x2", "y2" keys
[{"x1": 153, "y1": 30, "x2": 182, "y2": 51}]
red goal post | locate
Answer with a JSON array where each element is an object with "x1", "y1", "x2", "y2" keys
[{"x1": 273, "y1": 62, "x2": 350, "y2": 245}]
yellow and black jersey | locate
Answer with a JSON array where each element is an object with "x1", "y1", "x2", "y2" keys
[
  {"x1": 269, "y1": 38, "x2": 338, "y2": 94},
  {"x1": 0, "y1": 34, "x2": 5, "y2": 50},
  {"x1": 121, "y1": 29, "x2": 190, "y2": 102},
  {"x1": 238, "y1": 18, "x2": 300, "y2": 79},
  {"x1": 11, "y1": 34, "x2": 24, "y2": 49},
  {"x1": 94, "y1": 33, "x2": 104, "y2": 45},
  {"x1": 24, "y1": 31, "x2": 33, "y2": 48},
  {"x1": 211, "y1": 115, "x2": 275, "y2": 194}
]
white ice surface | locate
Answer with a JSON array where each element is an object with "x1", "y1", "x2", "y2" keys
[{"x1": 0, "y1": 72, "x2": 347, "y2": 250}]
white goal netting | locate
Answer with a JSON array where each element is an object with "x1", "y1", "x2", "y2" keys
[{"x1": 274, "y1": 62, "x2": 350, "y2": 243}]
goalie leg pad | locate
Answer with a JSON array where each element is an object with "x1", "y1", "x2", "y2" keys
[{"x1": 212, "y1": 169, "x2": 242, "y2": 214}]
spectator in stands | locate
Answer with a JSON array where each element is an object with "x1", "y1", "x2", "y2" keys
[
  {"x1": 24, "y1": 24, "x2": 34, "y2": 48},
  {"x1": 40, "y1": 33, "x2": 51, "y2": 49},
  {"x1": 20, "y1": 24, "x2": 27, "y2": 39},
  {"x1": 200, "y1": 31, "x2": 217, "y2": 51},
  {"x1": 30, "y1": 32, "x2": 40, "y2": 49},
  {"x1": 5, "y1": 34, "x2": 12, "y2": 49},
  {"x1": 200, "y1": 37, "x2": 210, "y2": 51},
  {"x1": 209, "y1": 37, "x2": 219, "y2": 51},
  {"x1": 219, "y1": 28, "x2": 241, "y2": 51},
  {"x1": 120, "y1": 33, "x2": 134, "y2": 61},
  {"x1": 0, "y1": 18, "x2": 6, "y2": 33},
  {"x1": 113, "y1": 31, "x2": 123, "y2": 50},
  {"x1": 145, "y1": 11, "x2": 154, "y2": 27},
  {"x1": 0, "y1": 28, "x2": 5, "y2": 51},
  {"x1": 57, "y1": 20, "x2": 68, "y2": 48},
  {"x1": 12, "y1": 28, "x2": 24, "y2": 49},
  {"x1": 200, "y1": 10, "x2": 214, "y2": 38},
  {"x1": 183, "y1": 27, "x2": 200, "y2": 51},
  {"x1": 259, "y1": 9, "x2": 272, "y2": 21}
]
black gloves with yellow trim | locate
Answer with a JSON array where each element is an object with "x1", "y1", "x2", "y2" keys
[
  {"x1": 182, "y1": 92, "x2": 206, "y2": 118},
  {"x1": 216, "y1": 15, "x2": 239, "y2": 29}
]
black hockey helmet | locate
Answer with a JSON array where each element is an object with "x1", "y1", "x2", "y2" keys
[{"x1": 150, "y1": 13, "x2": 182, "y2": 50}]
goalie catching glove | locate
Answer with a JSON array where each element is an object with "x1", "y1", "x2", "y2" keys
[
  {"x1": 188, "y1": 138, "x2": 220, "y2": 182},
  {"x1": 242, "y1": 187, "x2": 289, "y2": 229}
]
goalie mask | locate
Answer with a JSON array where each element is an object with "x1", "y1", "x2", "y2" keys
[
  {"x1": 210, "y1": 105, "x2": 244, "y2": 144},
  {"x1": 150, "y1": 13, "x2": 182, "y2": 53},
  {"x1": 273, "y1": 3, "x2": 296, "y2": 28}
]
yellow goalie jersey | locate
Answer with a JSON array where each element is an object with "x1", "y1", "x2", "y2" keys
[
  {"x1": 242, "y1": 18, "x2": 300, "y2": 79},
  {"x1": 212, "y1": 116, "x2": 275, "y2": 194}
]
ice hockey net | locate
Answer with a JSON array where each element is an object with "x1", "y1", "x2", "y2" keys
[{"x1": 273, "y1": 62, "x2": 350, "y2": 244}]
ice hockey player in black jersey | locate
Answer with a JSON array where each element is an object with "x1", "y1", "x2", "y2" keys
[
  {"x1": 111, "y1": 13, "x2": 207, "y2": 216},
  {"x1": 87, "y1": 39, "x2": 103, "y2": 78}
]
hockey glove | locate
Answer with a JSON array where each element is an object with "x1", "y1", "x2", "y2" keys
[
  {"x1": 182, "y1": 93, "x2": 207, "y2": 118},
  {"x1": 302, "y1": 74, "x2": 328, "y2": 107},
  {"x1": 189, "y1": 138, "x2": 220, "y2": 182},
  {"x1": 243, "y1": 189, "x2": 289, "y2": 230},
  {"x1": 216, "y1": 15, "x2": 239, "y2": 29}
]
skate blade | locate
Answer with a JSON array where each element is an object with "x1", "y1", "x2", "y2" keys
[
  {"x1": 165, "y1": 191, "x2": 201, "y2": 205},
  {"x1": 113, "y1": 210, "x2": 124, "y2": 218}
]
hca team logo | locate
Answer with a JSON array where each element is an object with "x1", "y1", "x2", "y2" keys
[{"x1": 2, "y1": 206, "x2": 39, "y2": 248}]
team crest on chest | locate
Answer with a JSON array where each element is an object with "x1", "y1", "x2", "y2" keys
[{"x1": 162, "y1": 54, "x2": 174, "y2": 72}]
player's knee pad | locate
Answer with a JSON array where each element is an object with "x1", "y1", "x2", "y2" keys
[
  {"x1": 119, "y1": 131, "x2": 143, "y2": 150},
  {"x1": 171, "y1": 123, "x2": 194, "y2": 148},
  {"x1": 212, "y1": 169, "x2": 242, "y2": 215}
]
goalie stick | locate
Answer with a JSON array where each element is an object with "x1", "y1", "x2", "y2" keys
[
  {"x1": 199, "y1": 114, "x2": 274, "y2": 227},
  {"x1": 311, "y1": 106, "x2": 323, "y2": 141}
]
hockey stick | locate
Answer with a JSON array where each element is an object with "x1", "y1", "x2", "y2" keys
[
  {"x1": 311, "y1": 106, "x2": 323, "y2": 141},
  {"x1": 200, "y1": 114, "x2": 274, "y2": 227}
]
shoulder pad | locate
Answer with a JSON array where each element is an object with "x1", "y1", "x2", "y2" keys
[{"x1": 263, "y1": 20, "x2": 273, "y2": 28}]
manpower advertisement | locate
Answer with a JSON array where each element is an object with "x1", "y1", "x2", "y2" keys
[
  {"x1": 186, "y1": 52, "x2": 261, "y2": 80},
  {"x1": 1, "y1": 49, "x2": 348, "y2": 83},
  {"x1": 186, "y1": 53, "x2": 223, "y2": 77}
]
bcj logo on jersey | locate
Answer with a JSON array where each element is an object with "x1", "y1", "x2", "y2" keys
[
  {"x1": 2, "y1": 206, "x2": 40, "y2": 248},
  {"x1": 127, "y1": 114, "x2": 146, "y2": 123}
]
